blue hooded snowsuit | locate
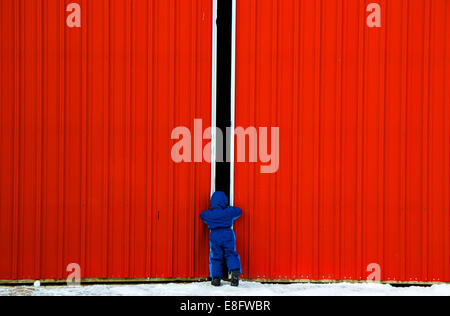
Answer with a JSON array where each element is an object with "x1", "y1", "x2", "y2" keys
[{"x1": 200, "y1": 192, "x2": 242, "y2": 278}]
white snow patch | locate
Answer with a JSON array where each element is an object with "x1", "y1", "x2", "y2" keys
[{"x1": 0, "y1": 281, "x2": 449, "y2": 296}]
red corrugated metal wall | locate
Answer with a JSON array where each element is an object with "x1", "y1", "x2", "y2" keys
[
  {"x1": 235, "y1": 0, "x2": 450, "y2": 283},
  {"x1": 0, "y1": 0, "x2": 212, "y2": 281},
  {"x1": 1, "y1": 0, "x2": 449, "y2": 284}
]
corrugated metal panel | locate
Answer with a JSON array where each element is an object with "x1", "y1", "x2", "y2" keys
[
  {"x1": 235, "y1": 0, "x2": 450, "y2": 282},
  {"x1": 0, "y1": 0, "x2": 212, "y2": 281}
]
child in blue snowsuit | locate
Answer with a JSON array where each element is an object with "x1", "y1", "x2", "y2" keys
[{"x1": 200, "y1": 191, "x2": 242, "y2": 287}]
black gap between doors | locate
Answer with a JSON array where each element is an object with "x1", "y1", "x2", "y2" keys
[{"x1": 214, "y1": 0, "x2": 232, "y2": 199}]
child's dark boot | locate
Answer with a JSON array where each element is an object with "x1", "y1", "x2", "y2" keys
[
  {"x1": 211, "y1": 278, "x2": 221, "y2": 287},
  {"x1": 231, "y1": 270, "x2": 240, "y2": 287}
]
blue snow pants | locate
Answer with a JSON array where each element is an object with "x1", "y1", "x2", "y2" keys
[{"x1": 209, "y1": 228, "x2": 241, "y2": 278}]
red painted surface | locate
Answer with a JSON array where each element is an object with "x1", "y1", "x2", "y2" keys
[
  {"x1": 0, "y1": 0, "x2": 212, "y2": 281},
  {"x1": 235, "y1": 0, "x2": 450, "y2": 282},
  {"x1": 1, "y1": 0, "x2": 449, "y2": 284}
]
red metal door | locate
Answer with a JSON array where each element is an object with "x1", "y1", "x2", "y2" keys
[
  {"x1": 234, "y1": 0, "x2": 450, "y2": 283},
  {"x1": 0, "y1": 0, "x2": 212, "y2": 282}
]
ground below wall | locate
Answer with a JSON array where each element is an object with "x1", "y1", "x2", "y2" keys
[{"x1": 1, "y1": 281, "x2": 449, "y2": 296}]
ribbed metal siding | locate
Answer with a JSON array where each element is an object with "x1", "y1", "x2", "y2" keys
[
  {"x1": 235, "y1": 0, "x2": 450, "y2": 282},
  {"x1": 0, "y1": 0, "x2": 212, "y2": 281}
]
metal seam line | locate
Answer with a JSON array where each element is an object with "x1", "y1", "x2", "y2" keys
[
  {"x1": 229, "y1": 0, "x2": 236, "y2": 206},
  {"x1": 210, "y1": 0, "x2": 218, "y2": 197}
]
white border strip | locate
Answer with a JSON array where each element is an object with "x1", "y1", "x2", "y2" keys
[
  {"x1": 229, "y1": 0, "x2": 237, "y2": 206},
  {"x1": 210, "y1": 0, "x2": 218, "y2": 197}
]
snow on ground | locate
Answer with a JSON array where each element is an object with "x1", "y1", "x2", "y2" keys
[{"x1": 1, "y1": 281, "x2": 450, "y2": 296}]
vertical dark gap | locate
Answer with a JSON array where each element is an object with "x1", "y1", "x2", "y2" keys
[{"x1": 215, "y1": 0, "x2": 232, "y2": 198}]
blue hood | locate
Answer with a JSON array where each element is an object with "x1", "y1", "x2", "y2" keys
[{"x1": 211, "y1": 191, "x2": 229, "y2": 209}]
